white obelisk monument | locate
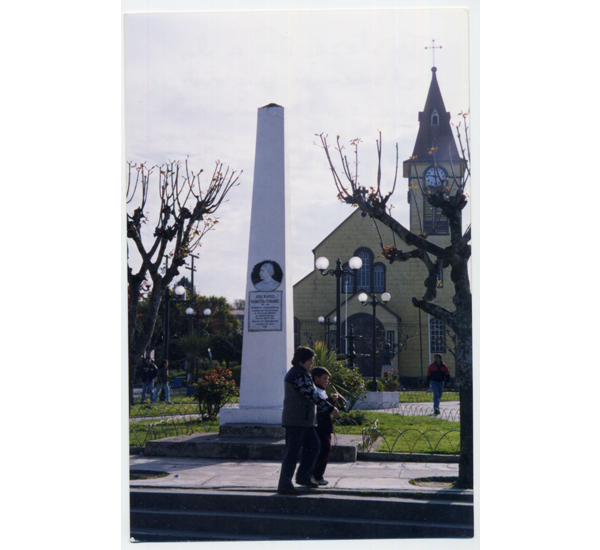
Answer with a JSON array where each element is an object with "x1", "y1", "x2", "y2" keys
[{"x1": 219, "y1": 104, "x2": 294, "y2": 434}]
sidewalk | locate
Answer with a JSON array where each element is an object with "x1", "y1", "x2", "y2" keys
[
  {"x1": 130, "y1": 398, "x2": 463, "y2": 495},
  {"x1": 130, "y1": 454, "x2": 462, "y2": 494}
]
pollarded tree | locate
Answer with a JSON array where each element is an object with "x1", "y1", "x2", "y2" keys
[
  {"x1": 317, "y1": 113, "x2": 473, "y2": 488},
  {"x1": 127, "y1": 159, "x2": 241, "y2": 407}
]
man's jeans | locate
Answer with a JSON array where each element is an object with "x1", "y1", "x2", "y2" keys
[
  {"x1": 278, "y1": 426, "x2": 321, "y2": 489},
  {"x1": 431, "y1": 380, "x2": 444, "y2": 411},
  {"x1": 153, "y1": 383, "x2": 172, "y2": 404},
  {"x1": 141, "y1": 380, "x2": 154, "y2": 403}
]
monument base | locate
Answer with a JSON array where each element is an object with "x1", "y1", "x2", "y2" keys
[
  {"x1": 142, "y1": 431, "x2": 360, "y2": 461},
  {"x1": 219, "y1": 423, "x2": 285, "y2": 439},
  {"x1": 353, "y1": 392, "x2": 400, "y2": 410},
  {"x1": 219, "y1": 405, "x2": 283, "y2": 437}
]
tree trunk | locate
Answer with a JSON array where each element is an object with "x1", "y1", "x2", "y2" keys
[
  {"x1": 128, "y1": 351, "x2": 138, "y2": 408},
  {"x1": 456, "y1": 330, "x2": 473, "y2": 489},
  {"x1": 127, "y1": 280, "x2": 165, "y2": 408}
]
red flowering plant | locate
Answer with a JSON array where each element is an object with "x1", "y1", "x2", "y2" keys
[{"x1": 193, "y1": 367, "x2": 239, "y2": 420}]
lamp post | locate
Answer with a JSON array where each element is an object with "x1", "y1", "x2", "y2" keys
[
  {"x1": 315, "y1": 256, "x2": 363, "y2": 354},
  {"x1": 358, "y1": 291, "x2": 391, "y2": 391},
  {"x1": 318, "y1": 315, "x2": 336, "y2": 350},
  {"x1": 162, "y1": 284, "x2": 188, "y2": 361},
  {"x1": 185, "y1": 305, "x2": 212, "y2": 384},
  {"x1": 344, "y1": 324, "x2": 358, "y2": 368},
  {"x1": 186, "y1": 305, "x2": 212, "y2": 329}
]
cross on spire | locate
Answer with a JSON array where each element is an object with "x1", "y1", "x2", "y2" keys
[{"x1": 425, "y1": 39, "x2": 442, "y2": 67}]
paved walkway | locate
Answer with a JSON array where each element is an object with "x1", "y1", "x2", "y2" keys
[
  {"x1": 130, "y1": 454, "x2": 461, "y2": 494},
  {"x1": 130, "y1": 396, "x2": 462, "y2": 495}
]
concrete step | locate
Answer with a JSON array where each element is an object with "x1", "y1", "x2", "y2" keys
[
  {"x1": 130, "y1": 489, "x2": 474, "y2": 541},
  {"x1": 143, "y1": 431, "x2": 361, "y2": 461}
]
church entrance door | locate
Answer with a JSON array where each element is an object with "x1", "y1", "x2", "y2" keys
[{"x1": 341, "y1": 312, "x2": 386, "y2": 378}]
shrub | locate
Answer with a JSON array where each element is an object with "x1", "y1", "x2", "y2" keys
[
  {"x1": 194, "y1": 367, "x2": 239, "y2": 420},
  {"x1": 336, "y1": 409, "x2": 370, "y2": 426},
  {"x1": 365, "y1": 379, "x2": 384, "y2": 392},
  {"x1": 380, "y1": 368, "x2": 400, "y2": 391},
  {"x1": 230, "y1": 364, "x2": 241, "y2": 386},
  {"x1": 313, "y1": 341, "x2": 366, "y2": 410}
]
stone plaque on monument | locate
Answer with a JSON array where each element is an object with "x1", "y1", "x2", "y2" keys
[{"x1": 248, "y1": 291, "x2": 282, "y2": 331}]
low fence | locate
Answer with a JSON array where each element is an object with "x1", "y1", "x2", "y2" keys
[
  {"x1": 334, "y1": 416, "x2": 459, "y2": 455},
  {"x1": 130, "y1": 400, "x2": 460, "y2": 452},
  {"x1": 349, "y1": 401, "x2": 460, "y2": 421},
  {"x1": 130, "y1": 416, "x2": 216, "y2": 447},
  {"x1": 360, "y1": 424, "x2": 460, "y2": 454},
  {"x1": 130, "y1": 403, "x2": 201, "y2": 420}
]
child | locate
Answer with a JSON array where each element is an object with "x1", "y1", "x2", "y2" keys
[{"x1": 311, "y1": 367, "x2": 339, "y2": 485}]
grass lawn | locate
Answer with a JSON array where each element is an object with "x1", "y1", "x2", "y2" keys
[
  {"x1": 129, "y1": 392, "x2": 456, "y2": 418},
  {"x1": 336, "y1": 411, "x2": 460, "y2": 455},
  {"x1": 399, "y1": 391, "x2": 459, "y2": 403},
  {"x1": 129, "y1": 389, "x2": 460, "y2": 454},
  {"x1": 130, "y1": 406, "x2": 459, "y2": 454},
  {"x1": 130, "y1": 396, "x2": 200, "y2": 418},
  {"x1": 129, "y1": 416, "x2": 219, "y2": 446}
]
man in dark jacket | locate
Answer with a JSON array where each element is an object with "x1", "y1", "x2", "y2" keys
[
  {"x1": 152, "y1": 360, "x2": 173, "y2": 404},
  {"x1": 139, "y1": 356, "x2": 157, "y2": 404},
  {"x1": 426, "y1": 354, "x2": 451, "y2": 415},
  {"x1": 277, "y1": 347, "x2": 340, "y2": 495}
]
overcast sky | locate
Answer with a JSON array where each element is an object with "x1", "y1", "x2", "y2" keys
[{"x1": 124, "y1": 7, "x2": 471, "y2": 304}]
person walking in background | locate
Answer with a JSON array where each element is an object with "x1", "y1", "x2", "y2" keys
[
  {"x1": 139, "y1": 356, "x2": 157, "y2": 404},
  {"x1": 311, "y1": 367, "x2": 339, "y2": 486},
  {"x1": 277, "y1": 347, "x2": 340, "y2": 495},
  {"x1": 153, "y1": 359, "x2": 173, "y2": 404},
  {"x1": 426, "y1": 354, "x2": 451, "y2": 415}
]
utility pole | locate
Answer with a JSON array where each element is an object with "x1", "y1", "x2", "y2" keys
[{"x1": 185, "y1": 253, "x2": 199, "y2": 299}]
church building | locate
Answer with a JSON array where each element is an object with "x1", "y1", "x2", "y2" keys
[{"x1": 293, "y1": 66, "x2": 465, "y2": 387}]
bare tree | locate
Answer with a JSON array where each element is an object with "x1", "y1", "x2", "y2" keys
[
  {"x1": 317, "y1": 113, "x2": 473, "y2": 488},
  {"x1": 127, "y1": 158, "x2": 241, "y2": 408}
]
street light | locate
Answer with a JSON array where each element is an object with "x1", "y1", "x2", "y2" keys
[
  {"x1": 316, "y1": 256, "x2": 363, "y2": 354},
  {"x1": 175, "y1": 285, "x2": 211, "y2": 328},
  {"x1": 318, "y1": 315, "x2": 336, "y2": 350},
  {"x1": 162, "y1": 284, "x2": 189, "y2": 361},
  {"x1": 186, "y1": 306, "x2": 212, "y2": 324},
  {"x1": 344, "y1": 324, "x2": 358, "y2": 368},
  {"x1": 358, "y1": 291, "x2": 391, "y2": 391}
]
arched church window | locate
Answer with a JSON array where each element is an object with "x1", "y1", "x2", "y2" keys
[
  {"x1": 354, "y1": 248, "x2": 372, "y2": 291},
  {"x1": 423, "y1": 197, "x2": 449, "y2": 235},
  {"x1": 373, "y1": 263, "x2": 386, "y2": 292},
  {"x1": 431, "y1": 109, "x2": 439, "y2": 126},
  {"x1": 437, "y1": 269, "x2": 443, "y2": 288},
  {"x1": 342, "y1": 268, "x2": 354, "y2": 293},
  {"x1": 430, "y1": 318, "x2": 446, "y2": 353}
]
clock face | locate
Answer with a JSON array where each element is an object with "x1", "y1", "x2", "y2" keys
[{"x1": 424, "y1": 166, "x2": 447, "y2": 187}]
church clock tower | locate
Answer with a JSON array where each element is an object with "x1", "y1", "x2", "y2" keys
[{"x1": 403, "y1": 66, "x2": 465, "y2": 244}]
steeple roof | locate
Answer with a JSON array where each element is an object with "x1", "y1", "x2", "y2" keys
[{"x1": 407, "y1": 67, "x2": 461, "y2": 164}]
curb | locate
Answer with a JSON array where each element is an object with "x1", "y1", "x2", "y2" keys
[
  {"x1": 358, "y1": 452, "x2": 459, "y2": 463},
  {"x1": 130, "y1": 446, "x2": 459, "y2": 462},
  {"x1": 129, "y1": 484, "x2": 473, "y2": 502}
]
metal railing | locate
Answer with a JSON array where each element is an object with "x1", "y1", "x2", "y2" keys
[
  {"x1": 333, "y1": 416, "x2": 459, "y2": 455},
  {"x1": 360, "y1": 426, "x2": 460, "y2": 454},
  {"x1": 130, "y1": 400, "x2": 460, "y2": 454},
  {"x1": 130, "y1": 416, "x2": 215, "y2": 446},
  {"x1": 351, "y1": 401, "x2": 460, "y2": 421}
]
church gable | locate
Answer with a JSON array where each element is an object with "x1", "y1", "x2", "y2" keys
[{"x1": 312, "y1": 209, "x2": 414, "y2": 260}]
